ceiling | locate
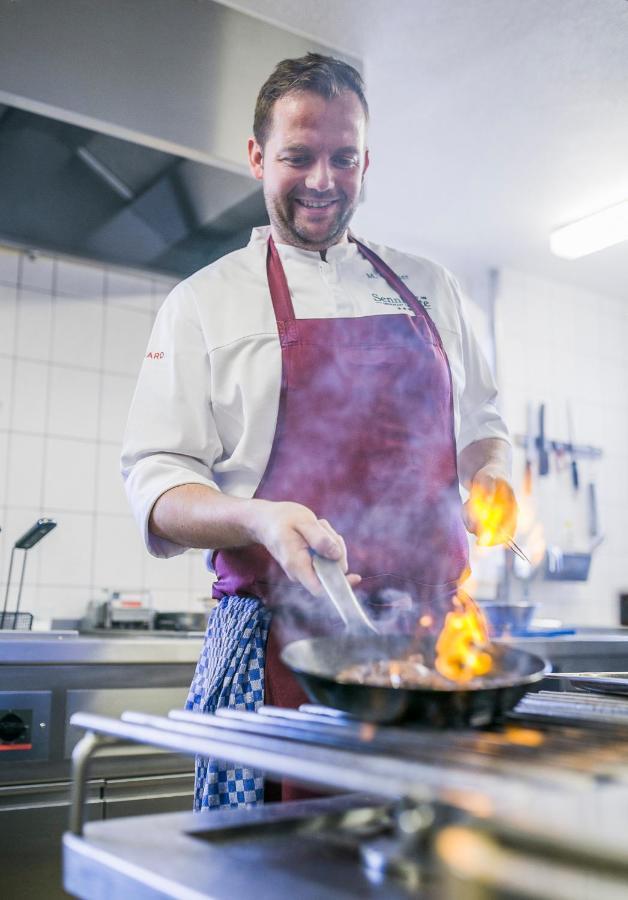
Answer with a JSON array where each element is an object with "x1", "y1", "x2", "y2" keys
[{"x1": 227, "y1": 0, "x2": 628, "y2": 298}]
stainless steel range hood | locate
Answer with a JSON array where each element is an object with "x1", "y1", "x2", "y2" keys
[
  {"x1": 0, "y1": 0, "x2": 360, "y2": 277},
  {"x1": 0, "y1": 101, "x2": 268, "y2": 277}
]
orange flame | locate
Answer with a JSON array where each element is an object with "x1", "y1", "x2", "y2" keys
[
  {"x1": 435, "y1": 591, "x2": 493, "y2": 683},
  {"x1": 469, "y1": 481, "x2": 517, "y2": 547}
]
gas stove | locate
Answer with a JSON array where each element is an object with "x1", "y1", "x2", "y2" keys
[{"x1": 63, "y1": 688, "x2": 628, "y2": 899}]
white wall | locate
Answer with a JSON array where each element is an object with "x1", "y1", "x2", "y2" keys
[
  {"x1": 494, "y1": 267, "x2": 628, "y2": 626},
  {"x1": 0, "y1": 243, "x2": 211, "y2": 628}
]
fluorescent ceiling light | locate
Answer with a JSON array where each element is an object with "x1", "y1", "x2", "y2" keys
[{"x1": 550, "y1": 199, "x2": 628, "y2": 259}]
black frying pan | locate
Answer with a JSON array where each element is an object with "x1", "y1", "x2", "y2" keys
[
  {"x1": 281, "y1": 556, "x2": 549, "y2": 726},
  {"x1": 281, "y1": 633, "x2": 550, "y2": 726}
]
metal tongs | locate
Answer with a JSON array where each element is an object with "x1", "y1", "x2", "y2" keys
[
  {"x1": 311, "y1": 553, "x2": 379, "y2": 635},
  {"x1": 505, "y1": 537, "x2": 530, "y2": 564}
]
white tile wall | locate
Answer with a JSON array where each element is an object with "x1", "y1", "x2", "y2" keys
[
  {"x1": 99, "y1": 373, "x2": 137, "y2": 442},
  {"x1": 47, "y1": 368, "x2": 101, "y2": 440},
  {"x1": 0, "y1": 356, "x2": 13, "y2": 429},
  {"x1": 0, "y1": 246, "x2": 19, "y2": 284},
  {"x1": 92, "y1": 514, "x2": 146, "y2": 591},
  {"x1": 37, "y1": 510, "x2": 93, "y2": 588},
  {"x1": 5, "y1": 434, "x2": 46, "y2": 509},
  {"x1": 0, "y1": 282, "x2": 17, "y2": 355},
  {"x1": 11, "y1": 359, "x2": 49, "y2": 434},
  {"x1": 15, "y1": 289, "x2": 53, "y2": 360},
  {"x1": 56, "y1": 258, "x2": 106, "y2": 299},
  {"x1": 20, "y1": 252, "x2": 54, "y2": 292},
  {"x1": 0, "y1": 244, "x2": 202, "y2": 629},
  {"x1": 42, "y1": 437, "x2": 98, "y2": 512},
  {"x1": 51, "y1": 294, "x2": 105, "y2": 369},
  {"x1": 494, "y1": 267, "x2": 628, "y2": 626},
  {"x1": 102, "y1": 304, "x2": 153, "y2": 376},
  {"x1": 96, "y1": 442, "x2": 132, "y2": 516}
]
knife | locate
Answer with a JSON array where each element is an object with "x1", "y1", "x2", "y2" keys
[
  {"x1": 537, "y1": 403, "x2": 550, "y2": 476},
  {"x1": 566, "y1": 401, "x2": 579, "y2": 491}
]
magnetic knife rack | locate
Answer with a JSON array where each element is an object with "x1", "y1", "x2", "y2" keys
[{"x1": 513, "y1": 435, "x2": 602, "y2": 460}]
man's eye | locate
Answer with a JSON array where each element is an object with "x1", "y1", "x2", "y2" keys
[
  {"x1": 283, "y1": 156, "x2": 308, "y2": 166},
  {"x1": 334, "y1": 156, "x2": 358, "y2": 168}
]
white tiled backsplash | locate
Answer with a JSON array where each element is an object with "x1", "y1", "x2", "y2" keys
[
  {"x1": 490, "y1": 267, "x2": 628, "y2": 626},
  {"x1": 0, "y1": 244, "x2": 213, "y2": 628},
  {"x1": 1, "y1": 243, "x2": 627, "y2": 629}
]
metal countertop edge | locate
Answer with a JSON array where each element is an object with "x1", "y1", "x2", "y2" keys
[{"x1": 0, "y1": 636, "x2": 204, "y2": 665}]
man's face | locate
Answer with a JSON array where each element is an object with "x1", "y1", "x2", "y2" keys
[{"x1": 248, "y1": 90, "x2": 369, "y2": 250}]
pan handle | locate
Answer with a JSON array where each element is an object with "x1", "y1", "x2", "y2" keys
[{"x1": 311, "y1": 554, "x2": 379, "y2": 635}]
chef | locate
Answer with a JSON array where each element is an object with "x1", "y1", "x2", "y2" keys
[{"x1": 122, "y1": 53, "x2": 516, "y2": 810}]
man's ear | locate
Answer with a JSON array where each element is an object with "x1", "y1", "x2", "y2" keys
[
  {"x1": 248, "y1": 138, "x2": 264, "y2": 180},
  {"x1": 362, "y1": 148, "x2": 370, "y2": 181}
]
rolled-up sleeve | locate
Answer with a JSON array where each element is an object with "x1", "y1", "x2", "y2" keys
[
  {"x1": 448, "y1": 274, "x2": 510, "y2": 454},
  {"x1": 121, "y1": 283, "x2": 222, "y2": 558}
]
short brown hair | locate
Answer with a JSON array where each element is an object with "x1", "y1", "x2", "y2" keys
[{"x1": 253, "y1": 52, "x2": 369, "y2": 147}]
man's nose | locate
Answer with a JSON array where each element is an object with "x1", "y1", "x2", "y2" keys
[{"x1": 304, "y1": 159, "x2": 334, "y2": 192}]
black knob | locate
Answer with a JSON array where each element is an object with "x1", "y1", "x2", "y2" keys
[{"x1": 0, "y1": 712, "x2": 27, "y2": 743}]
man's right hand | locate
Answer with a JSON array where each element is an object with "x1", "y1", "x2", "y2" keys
[
  {"x1": 149, "y1": 484, "x2": 360, "y2": 598},
  {"x1": 247, "y1": 499, "x2": 361, "y2": 597}
]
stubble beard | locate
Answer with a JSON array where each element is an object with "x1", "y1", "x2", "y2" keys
[{"x1": 266, "y1": 191, "x2": 358, "y2": 251}]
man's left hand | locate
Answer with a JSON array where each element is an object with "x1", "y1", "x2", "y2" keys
[{"x1": 462, "y1": 466, "x2": 518, "y2": 547}]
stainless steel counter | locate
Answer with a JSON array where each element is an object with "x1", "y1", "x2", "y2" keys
[
  {"x1": 2, "y1": 625, "x2": 628, "y2": 667},
  {"x1": 0, "y1": 630, "x2": 204, "y2": 665},
  {"x1": 64, "y1": 796, "x2": 416, "y2": 900},
  {"x1": 509, "y1": 626, "x2": 628, "y2": 671}
]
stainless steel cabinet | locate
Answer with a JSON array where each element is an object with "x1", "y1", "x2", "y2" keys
[{"x1": 0, "y1": 635, "x2": 201, "y2": 898}]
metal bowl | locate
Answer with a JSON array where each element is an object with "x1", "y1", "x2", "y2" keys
[{"x1": 480, "y1": 602, "x2": 536, "y2": 637}]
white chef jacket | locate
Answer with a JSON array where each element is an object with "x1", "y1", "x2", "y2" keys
[{"x1": 122, "y1": 226, "x2": 509, "y2": 558}]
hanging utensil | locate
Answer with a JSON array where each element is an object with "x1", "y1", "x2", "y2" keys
[
  {"x1": 566, "y1": 401, "x2": 579, "y2": 491},
  {"x1": 523, "y1": 402, "x2": 534, "y2": 496},
  {"x1": 537, "y1": 403, "x2": 550, "y2": 476}
]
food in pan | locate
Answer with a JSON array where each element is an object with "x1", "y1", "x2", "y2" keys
[
  {"x1": 336, "y1": 654, "x2": 455, "y2": 689},
  {"x1": 336, "y1": 593, "x2": 495, "y2": 690}
]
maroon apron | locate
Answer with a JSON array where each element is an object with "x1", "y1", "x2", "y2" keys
[{"x1": 212, "y1": 235, "x2": 468, "y2": 711}]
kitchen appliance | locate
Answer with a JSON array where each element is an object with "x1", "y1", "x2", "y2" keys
[
  {"x1": 81, "y1": 591, "x2": 154, "y2": 631},
  {"x1": 64, "y1": 685, "x2": 628, "y2": 899},
  {"x1": 0, "y1": 518, "x2": 57, "y2": 630}
]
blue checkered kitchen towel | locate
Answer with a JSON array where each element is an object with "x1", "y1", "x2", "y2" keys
[{"x1": 185, "y1": 595, "x2": 271, "y2": 810}]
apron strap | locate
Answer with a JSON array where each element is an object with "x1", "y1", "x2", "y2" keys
[
  {"x1": 268, "y1": 233, "x2": 440, "y2": 343},
  {"x1": 349, "y1": 235, "x2": 440, "y2": 340},
  {"x1": 267, "y1": 236, "x2": 299, "y2": 345}
]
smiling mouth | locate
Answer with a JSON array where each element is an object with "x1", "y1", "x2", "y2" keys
[{"x1": 294, "y1": 198, "x2": 339, "y2": 209}]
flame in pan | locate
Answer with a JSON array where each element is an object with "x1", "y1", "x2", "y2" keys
[{"x1": 434, "y1": 591, "x2": 493, "y2": 683}]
